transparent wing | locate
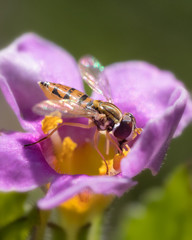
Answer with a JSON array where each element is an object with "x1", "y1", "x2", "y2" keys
[
  {"x1": 33, "y1": 99, "x2": 100, "y2": 118},
  {"x1": 78, "y1": 55, "x2": 112, "y2": 103}
]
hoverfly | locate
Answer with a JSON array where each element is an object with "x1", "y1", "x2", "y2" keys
[{"x1": 25, "y1": 56, "x2": 140, "y2": 174}]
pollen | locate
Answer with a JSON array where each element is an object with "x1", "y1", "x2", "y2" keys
[
  {"x1": 58, "y1": 189, "x2": 113, "y2": 226},
  {"x1": 99, "y1": 159, "x2": 113, "y2": 175},
  {"x1": 41, "y1": 115, "x2": 63, "y2": 134},
  {"x1": 113, "y1": 147, "x2": 130, "y2": 171},
  {"x1": 53, "y1": 137, "x2": 77, "y2": 174},
  {"x1": 99, "y1": 147, "x2": 130, "y2": 176},
  {"x1": 60, "y1": 190, "x2": 93, "y2": 213},
  {"x1": 42, "y1": 114, "x2": 131, "y2": 176},
  {"x1": 132, "y1": 127, "x2": 143, "y2": 140}
]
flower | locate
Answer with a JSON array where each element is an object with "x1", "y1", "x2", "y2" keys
[{"x1": 0, "y1": 33, "x2": 192, "y2": 212}]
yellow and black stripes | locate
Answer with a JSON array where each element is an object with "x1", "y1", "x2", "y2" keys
[
  {"x1": 52, "y1": 87, "x2": 62, "y2": 98},
  {"x1": 39, "y1": 81, "x2": 93, "y2": 108},
  {"x1": 63, "y1": 88, "x2": 76, "y2": 99},
  {"x1": 78, "y1": 94, "x2": 89, "y2": 105}
]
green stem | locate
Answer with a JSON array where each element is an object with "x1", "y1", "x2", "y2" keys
[
  {"x1": 33, "y1": 210, "x2": 50, "y2": 240},
  {"x1": 65, "y1": 226, "x2": 79, "y2": 240},
  {"x1": 88, "y1": 214, "x2": 103, "y2": 240}
]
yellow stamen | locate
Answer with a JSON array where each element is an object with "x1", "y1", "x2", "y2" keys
[
  {"x1": 61, "y1": 190, "x2": 93, "y2": 214},
  {"x1": 41, "y1": 115, "x2": 133, "y2": 226},
  {"x1": 53, "y1": 137, "x2": 77, "y2": 174},
  {"x1": 41, "y1": 115, "x2": 63, "y2": 134},
  {"x1": 113, "y1": 147, "x2": 130, "y2": 171},
  {"x1": 135, "y1": 127, "x2": 143, "y2": 135},
  {"x1": 132, "y1": 127, "x2": 143, "y2": 140},
  {"x1": 41, "y1": 115, "x2": 133, "y2": 177},
  {"x1": 99, "y1": 159, "x2": 113, "y2": 176},
  {"x1": 99, "y1": 147, "x2": 130, "y2": 175},
  {"x1": 59, "y1": 190, "x2": 113, "y2": 227}
]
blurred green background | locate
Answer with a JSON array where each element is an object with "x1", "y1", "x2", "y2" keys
[{"x1": 0, "y1": 0, "x2": 192, "y2": 239}]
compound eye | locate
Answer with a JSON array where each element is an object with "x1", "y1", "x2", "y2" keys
[{"x1": 113, "y1": 113, "x2": 136, "y2": 140}]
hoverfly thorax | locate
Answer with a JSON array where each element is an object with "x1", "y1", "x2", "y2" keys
[
  {"x1": 113, "y1": 113, "x2": 136, "y2": 141},
  {"x1": 92, "y1": 101, "x2": 122, "y2": 132}
]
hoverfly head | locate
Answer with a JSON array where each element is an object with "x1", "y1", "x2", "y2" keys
[{"x1": 113, "y1": 113, "x2": 136, "y2": 141}]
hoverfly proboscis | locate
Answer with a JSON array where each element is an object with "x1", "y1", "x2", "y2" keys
[{"x1": 25, "y1": 56, "x2": 141, "y2": 175}]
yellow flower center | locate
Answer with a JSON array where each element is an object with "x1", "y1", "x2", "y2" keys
[
  {"x1": 41, "y1": 116, "x2": 122, "y2": 176},
  {"x1": 41, "y1": 115, "x2": 141, "y2": 226}
]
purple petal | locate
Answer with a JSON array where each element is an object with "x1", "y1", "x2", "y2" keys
[
  {"x1": 38, "y1": 174, "x2": 136, "y2": 209},
  {"x1": 121, "y1": 87, "x2": 187, "y2": 177},
  {"x1": 93, "y1": 61, "x2": 192, "y2": 134},
  {"x1": 0, "y1": 33, "x2": 82, "y2": 131},
  {"x1": 0, "y1": 131, "x2": 58, "y2": 191}
]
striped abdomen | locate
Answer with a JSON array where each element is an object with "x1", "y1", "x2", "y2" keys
[{"x1": 39, "y1": 81, "x2": 93, "y2": 108}]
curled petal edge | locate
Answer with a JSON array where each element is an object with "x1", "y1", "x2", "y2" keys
[
  {"x1": 38, "y1": 174, "x2": 136, "y2": 209},
  {"x1": 121, "y1": 87, "x2": 188, "y2": 178}
]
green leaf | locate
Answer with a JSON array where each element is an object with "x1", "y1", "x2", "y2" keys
[
  {"x1": 0, "y1": 216, "x2": 31, "y2": 240},
  {"x1": 0, "y1": 192, "x2": 27, "y2": 228},
  {"x1": 118, "y1": 165, "x2": 192, "y2": 240},
  {"x1": 0, "y1": 207, "x2": 39, "y2": 240},
  {"x1": 46, "y1": 222, "x2": 67, "y2": 240},
  {"x1": 0, "y1": 206, "x2": 66, "y2": 240}
]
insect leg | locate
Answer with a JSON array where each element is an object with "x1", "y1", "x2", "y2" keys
[
  {"x1": 106, "y1": 131, "x2": 122, "y2": 154},
  {"x1": 24, "y1": 126, "x2": 60, "y2": 146},
  {"x1": 24, "y1": 121, "x2": 95, "y2": 147},
  {"x1": 105, "y1": 136, "x2": 110, "y2": 155},
  {"x1": 94, "y1": 130, "x2": 109, "y2": 175}
]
